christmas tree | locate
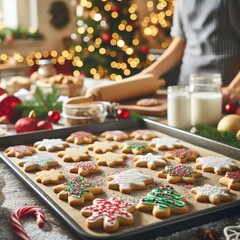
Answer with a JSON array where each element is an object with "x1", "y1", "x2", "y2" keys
[{"x1": 70, "y1": 0, "x2": 150, "y2": 80}]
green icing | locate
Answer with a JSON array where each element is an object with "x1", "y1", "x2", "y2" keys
[{"x1": 126, "y1": 142, "x2": 148, "y2": 150}]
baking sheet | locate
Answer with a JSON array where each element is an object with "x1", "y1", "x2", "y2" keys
[{"x1": 0, "y1": 118, "x2": 239, "y2": 240}]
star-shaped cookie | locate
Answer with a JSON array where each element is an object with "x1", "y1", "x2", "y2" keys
[
  {"x1": 69, "y1": 161, "x2": 101, "y2": 177},
  {"x1": 106, "y1": 169, "x2": 154, "y2": 193},
  {"x1": 57, "y1": 148, "x2": 89, "y2": 162},
  {"x1": 34, "y1": 138, "x2": 69, "y2": 152},
  {"x1": 130, "y1": 129, "x2": 158, "y2": 140},
  {"x1": 191, "y1": 184, "x2": 232, "y2": 205},
  {"x1": 95, "y1": 152, "x2": 127, "y2": 167},
  {"x1": 5, "y1": 145, "x2": 36, "y2": 158},
  {"x1": 81, "y1": 197, "x2": 135, "y2": 232},
  {"x1": 120, "y1": 141, "x2": 153, "y2": 155},
  {"x1": 87, "y1": 141, "x2": 118, "y2": 153},
  {"x1": 195, "y1": 156, "x2": 239, "y2": 175},
  {"x1": 133, "y1": 153, "x2": 167, "y2": 170},
  {"x1": 149, "y1": 137, "x2": 183, "y2": 150},
  {"x1": 100, "y1": 130, "x2": 130, "y2": 141},
  {"x1": 157, "y1": 164, "x2": 202, "y2": 184},
  {"x1": 66, "y1": 131, "x2": 97, "y2": 144},
  {"x1": 219, "y1": 171, "x2": 240, "y2": 190},
  {"x1": 36, "y1": 169, "x2": 65, "y2": 185}
]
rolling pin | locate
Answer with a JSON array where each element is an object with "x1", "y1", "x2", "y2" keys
[{"x1": 64, "y1": 74, "x2": 165, "y2": 105}]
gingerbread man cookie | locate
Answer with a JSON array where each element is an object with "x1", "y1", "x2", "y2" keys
[
  {"x1": 165, "y1": 147, "x2": 200, "y2": 163},
  {"x1": 136, "y1": 184, "x2": 189, "y2": 218},
  {"x1": 219, "y1": 171, "x2": 240, "y2": 190},
  {"x1": 5, "y1": 145, "x2": 36, "y2": 158},
  {"x1": 57, "y1": 148, "x2": 89, "y2": 162},
  {"x1": 69, "y1": 161, "x2": 101, "y2": 177},
  {"x1": 100, "y1": 130, "x2": 129, "y2": 141},
  {"x1": 95, "y1": 152, "x2": 127, "y2": 167},
  {"x1": 34, "y1": 138, "x2": 69, "y2": 152},
  {"x1": 149, "y1": 137, "x2": 183, "y2": 150},
  {"x1": 157, "y1": 164, "x2": 202, "y2": 184},
  {"x1": 120, "y1": 141, "x2": 153, "y2": 155},
  {"x1": 36, "y1": 169, "x2": 65, "y2": 185},
  {"x1": 195, "y1": 156, "x2": 239, "y2": 175},
  {"x1": 106, "y1": 169, "x2": 154, "y2": 193},
  {"x1": 19, "y1": 154, "x2": 59, "y2": 172},
  {"x1": 87, "y1": 141, "x2": 118, "y2": 153},
  {"x1": 53, "y1": 177, "x2": 103, "y2": 207},
  {"x1": 81, "y1": 197, "x2": 135, "y2": 232},
  {"x1": 133, "y1": 153, "x2": 167, "y2": 170},
  {"x1": 66, "y1": 131, "x2": 97, "y2": 145},
  {"x1": 130, "y1": 129, "x2": 158, "y2": 140},
  {"x1": 191, "y1": 184, "x2": 232, "y2": 205}
]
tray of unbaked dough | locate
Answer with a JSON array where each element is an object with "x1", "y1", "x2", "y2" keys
[{"x1": 0, "y1": 118, "x2": 239, "y2": 240}]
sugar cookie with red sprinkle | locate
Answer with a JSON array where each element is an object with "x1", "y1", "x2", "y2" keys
[
  {"x1": 69, "y1": 161, "x2": 101, "y2": 177},
  {"x1": 219, "y1": 171, "x2": 240, "y2": 190},
  {"x1": 66, "y1": 131, "x2": 97, "y2": 145},
  {"x1": 5, "y1": 145, "x2": 36, "y2": 158},
  {"x1": 81, "y1": 197, "x2": 135, "y2": 232}
]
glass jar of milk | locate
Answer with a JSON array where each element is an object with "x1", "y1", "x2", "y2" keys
[
  {"x1": 167, "y1": 86, "x2": 191, "y2": 129},
  {"x1": 189, "y1": 73, "x2": 222, "y2": 126}
]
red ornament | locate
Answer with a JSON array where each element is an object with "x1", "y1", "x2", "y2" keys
[
  {"x1": 0, "y1": 94, "x2": 22, "y2": 121},
  {"x1": 37, "y1": 120, "x2": 53, "y2": 131},
  {"x1": 48, "y1": 110, "x2": 60, "y2": 123},
  {"x1": 0, "y1": 88, "x2": 6, "y2": 96},
  {"x1": 116, "y1": 108, "x2": 130, "y2": 119},
  {"x1": 102, "y1": 33, "x2": 111, "y2": 42},
  {"x1": 112, "y1": 5, "x2": 120, "y2": 13},
  {"x1": 15, "y1": 117, "x2": 39, "y2": 133},
  {"x1": 141, "y1": 47, "x2": 149, "y2": 55},
  {"x1": 224, "y1": 103, "x2": 238, "y2": 114}
]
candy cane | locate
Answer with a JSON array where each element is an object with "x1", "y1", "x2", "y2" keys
[{"x1": 10, "y1": 206, "x2": 45, "y2": 240}]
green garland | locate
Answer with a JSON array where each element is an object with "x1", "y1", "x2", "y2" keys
[{"x1": 193, "y1": 124, "x2": 240, "y2": 148}]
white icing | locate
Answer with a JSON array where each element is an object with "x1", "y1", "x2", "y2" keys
[
  {"x1": 194, "y1": 184, "x2": 230, "y2": 198},
  {"x1": 34, "y1": 138, "x2": 68, "y2": 151},
  {"x1": 135, "y1": 153, "x2": 167, "y2": 168},
  {"x1": 150, "y1": 137, "x2": 182, "y2": 149}
]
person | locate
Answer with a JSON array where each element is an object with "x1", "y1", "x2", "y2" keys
[{"x1": 141, "y1": 0, "x2": 240, "y2": 104}]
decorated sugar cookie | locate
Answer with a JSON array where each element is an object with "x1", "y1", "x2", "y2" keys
[
  {"x1": 165, "y1": 147, "x2": 200, "y2": 163},
  {"x1": 130, "y1": 129, "x2": 158, "y2": 140},
  {"x1": 57, "y1": 148, "x2": 89, "y2": 162},
  {"x1": 136, "y1": 184, "x2": 189, "y2": 218},
  {"x1": 34, "y1": 138, "x2": 69, "y2": 152},
  {"x1": 219, "y1": 171, "x2": 240, "y2": 190},
  {"x1": 195, "y1": 156, "x2": 239, "y2": 175},
  {"x1": 100, "y1": 130, "x2": 130, "y2": 141},
  {"x1": 5, "y1": 145, "x2": 36, "y2": 158},
  {"x1": 120, "y1": 141, "x2": 153, "y2": 155},
  {"x1": 53, "y1": 177, "x2": 103, "y2": 207},
  {"x1": 149, "y1": 137, "x2": 183, "y2": 150},
  {"x1": 69, "y1": 161, "x2": 101, "y2": 177},
  {"x1": 95, "y1": 152, "x2": 127, "y2": 167},
  {"x1": 19, "y1": 154, "x2": 59, "y2": 172},
  {"x1": 191, "y1": 184, "x2": 232, "y2": 205},
  {"x1": 81, "y1": 197, "x2": 135, "y2": 232},
  {"x1": 133, "y1": 153, "x2": 167, "y2": 170},
  {"x1": 36, "y1": 169, "x2": 65, "y2": 185},
  {"x1": 87, "y1": 141, "x2": 118, "y2": 153},
  {"x1": 157, "y1": 164, "x2": 202, "y2": 184},
  {"x1": 66, "y1": 131, "x2": 97, "y2": 145},
  {"x1": 106, "y1": 169, "x2": 154, "y2": 193}
]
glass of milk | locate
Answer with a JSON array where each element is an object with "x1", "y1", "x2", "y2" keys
[
  {"x1": 167, "y1": 86, "x2": 191, "y2": 129},
  {"x1": 189, "y1": 73, "x2": 222, "y2": 126}
]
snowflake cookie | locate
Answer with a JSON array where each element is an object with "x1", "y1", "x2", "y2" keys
[
  {"x1": 130, "y1": 129, "x2": 158, "y2": 140},
  {"x1": 36, "y1": 169, "x2": 65, "y2": 185},
  {"x1": 53, "y1": 177, "x2": 103, "y2": 207},
  {"x1": 195, "y1": 156, "x2": 239, "y2": 175},
  {"x1": 57, "y1": 148, "x2": 89, "y2": 162},
  {"x1": 219, "y1": 171, "x2": 240, "y2": 190},
  {"x1": 95, "y1": 152, "x2": 127, "y2": 167},
  {"x1": 120, "y1": 141, "x2": 153, "y2": 155},
  {"x1": 34, "y1": 138, "x2": 69, "y2": 152},
  {"x1": 5, "y1": 145, "x2": 36, "y2": 158},
  {"x1": 66, "y1": 131, "x2": 97, "y2": 145},
  {"x1": 106, "y1": 169, "x2": 154, "y2": 193},
  {"x1": 19, "y1": 154, "x2": 59, "y2": 172},
  {"x1": 157, "y1": 164, "x2": 202, "y2": 184},
  {"x1": 149, "y1": 137, "x2": 183, "y2": 150},
  {"x1": 87, "y1": 141, "x2": 118, "y2": 153},
  {"x1": 81, "y1": 197, "x2": 135, "y2": 232},
  {"x1": 133, "y1": 153, "x2": 167, "y2": 170},
  {"x1": 100, "y1": 130, "x2": 130, "y2": 141},
  {"x1": 191, "y1": 184, "x2": 232, "y2": 205},
  {"x1": 136, "y1": 184, "x2": 189, "y2": 218},
  {"x1": 69, "y1": 161, "x2": 101, "y2": 177}
]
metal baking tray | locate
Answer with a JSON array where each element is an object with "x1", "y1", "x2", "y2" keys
[{"x1": 0, "y1": 118, "x2": 239, "y2": 240}]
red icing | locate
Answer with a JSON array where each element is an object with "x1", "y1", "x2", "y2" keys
[
  {"x1": 8, "y1": 145, "x2": 33, "y2": 152},
  {"x1": 226, "y1": 171, "x2": 240, "y2": 183}
]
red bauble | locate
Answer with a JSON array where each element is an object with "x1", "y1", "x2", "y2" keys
[
  {"x1": 0, "y1": 88, "x2": 6, "y2": 96},
  {"x1": 116, "y1": 108, "x2": 130, "y2": 119},
  {"x1": 224, "y1": 103, "x2": 238, "y2": 114},
  {"x1": 37, "y1": 120, "x2": 53, "y2": 131},
  {"x1": 112, "y1": 5, "x2": 120, "y2": 13},
  {"x1": 48, "y1": 110, "x2": 60, "y2": 123},
  {"x1": 102, "y1": 33, "x2": 111, "y2": 42},
  {"x1": 15, "y1": 117, "x2": 39, "y2": 133},
  {"x1": 0, "y1": 94, "x2": 22, "y2": 121},
  {"x1": 141, "y1": 47, "x2": 149, "y2": 55}
]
